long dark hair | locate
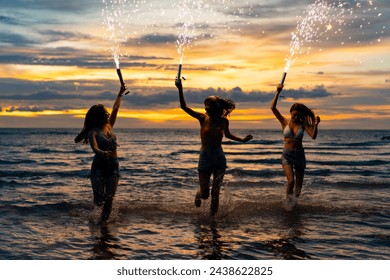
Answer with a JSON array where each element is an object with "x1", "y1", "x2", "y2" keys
[
  {"x1": 204, "y1": 96, "x2": 236, "y2": 118},
  {"x1": 290, "y1": 103, "x2": 315, "y2": 129},
  {"x1": 75, "y1": 104, "x2": 109, "y2": 144}
]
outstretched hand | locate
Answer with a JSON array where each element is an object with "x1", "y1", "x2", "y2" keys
[
  {"x1": 118, "y1": 85, "x2": 129, "y2": 96},
  {"x1": 276, "y1": 84, "x2": 284, "y2": 93},
  {"x1": 175, "y1": 78, "x2": 183, "y2": 90},
  {"x1": 243, "y1": 135, "x2": 253, "y2": 142}
]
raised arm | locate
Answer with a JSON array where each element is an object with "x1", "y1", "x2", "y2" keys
[
  {"x1": 109, "y1": 85, "x2": 128, "y2": 127},
  {"x1": 270, "y1": 84, "x2": 287, "y2": 126},
  {"x1": 224, "y1": 119, "x2": 253, "y2": 143},
  {"x1": 304, "y1": 116, "x2": 321, "y2": 140},
  {"x1": 175, "y1": 79, "x2": 204, "y2": 120}
]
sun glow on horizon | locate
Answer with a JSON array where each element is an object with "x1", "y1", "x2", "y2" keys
[{"x1": 2, "y1": 105, "x2": 389, "y2": 126}]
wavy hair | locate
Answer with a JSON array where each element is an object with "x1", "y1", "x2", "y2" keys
[
  {"x1": 75, "y1": 104, "x2": 109, "y2": 144},
  {"x1": 204, "y1": 96, "x2": 236, "y2": 118},
  {"x1": 290, "y1": 103, "x2": 315, "y2": 129}
]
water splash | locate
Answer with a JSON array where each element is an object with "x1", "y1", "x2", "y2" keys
[{"x1": 284, "y1": 0, "x2": 386, "y2": 73}]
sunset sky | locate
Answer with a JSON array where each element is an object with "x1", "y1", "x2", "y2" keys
[{"x1": 0, "y1": 0, "x2": 389, "y2": 129}]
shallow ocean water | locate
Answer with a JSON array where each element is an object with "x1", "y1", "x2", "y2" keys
[{"x1": 0, "y1": 128, "x2": 389, "y2": 259}]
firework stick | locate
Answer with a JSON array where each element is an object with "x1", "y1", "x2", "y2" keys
[
  {"x1": 280, "y1": 72, "x2": 287, "y2": 86},
  {"x1": 177, "y1": 64, "x2": 182, "y2": 80},
  {"x1": 116, "y1": 68, "x2": 125, "y2": 87}
]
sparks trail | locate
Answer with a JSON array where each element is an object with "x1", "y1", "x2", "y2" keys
[
  {"x1": 284, "y1": 0, "x2": 385, "y2": 75},
  {"x1": 173, "y1": 0, "x2": 250, "y2": 78}
]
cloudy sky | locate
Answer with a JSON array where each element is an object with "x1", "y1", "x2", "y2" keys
[{"x1": 0, "y1": 0, "x2": 389, "y2": 129}]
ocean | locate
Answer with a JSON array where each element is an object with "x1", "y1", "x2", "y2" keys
[{"x1": 0, "y1": 128, "x2": 389, "y2": 260}]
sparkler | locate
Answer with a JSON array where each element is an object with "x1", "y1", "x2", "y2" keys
[
  {"x1": 280, "y1": 72, "x2": 287, "y2": 86},
  {"x1": 177, "y1": 60, "x2": 183, "y2": 80}
]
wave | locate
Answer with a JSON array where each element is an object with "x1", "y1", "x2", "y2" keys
[
  {"x1": 231, "y1": 158, "x2": 279, "y2": 165},
  {"x1": 0, "y1": 159, "x2": 37, "y2": 165},
  {"x1": 314, "y1": 179, "x2": 390, "y2": 189},
  {"x1": 310, "y1": 159, "x2": 389, "y2": 167},
  {"x1": 0, "y1": 128, "x2": 76, "y2": 136},
  {"x1": 1, "y1": 186, "x2": 388, "y2": 226},
  {"x1": 223, "y1": 140, "x2": 280, "y2": 145},
  {"x1": 227, "y1": 168, "x2": 281, "y2": 178},
  {"x1": 0, "y1": 201, "x2": 79, "y2": 216},
  {"x1": 29, "y1": 148, "x2": 89, "y2": 154},
  {"x1": 169, "y1": 149, "x2": 199, "y2": 156},
  {"x1": 315, "y1": 142, "x2": 387, "y2": 150},
  {"x1": 89, "y1": 197, "x2": 390, "y2": 220},
  {"x1": 0, "y1": 169, "x2": 90, "y2": 179}
]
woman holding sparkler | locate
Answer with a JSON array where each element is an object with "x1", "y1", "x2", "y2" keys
[
  {"x1": 175, "y1": 78, "x2": 253, "y2": 216},
  {"x1": 270, "y1": 84, "x2": 320, "y2": 208},
  {"x1": 75, "y1": 85, "x2": 128, "y2": 223}
]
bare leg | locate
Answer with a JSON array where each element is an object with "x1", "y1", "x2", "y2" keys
[
  {"x1": 196, "y1": 171, "x2": 211, "y2": 207},
  {"x1": 294, "y1": 166, "x2": 305, "y2": 197},
  {"x1": 91, "y1": 176, "x2": 105, "y2": 206},
  {"x1": 100, "y1": 176, "x2": 119, "y2": 223},
  {"x1": 282, "y1": 164, "x2": 295, "y2": 199},
  {"x1": 210, "y1": 169, "x2": 225, "y2": 216}
]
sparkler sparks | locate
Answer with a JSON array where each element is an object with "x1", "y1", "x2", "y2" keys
[
  {"x1": 102, "y1": 0, "x2": 147, "y2": 68},
  {"x1": 173, "y1": 0, "x2": 248, "y2": 69},
  {"x1": 284, "y1": 0, "x2": 386, "y2": 73}
]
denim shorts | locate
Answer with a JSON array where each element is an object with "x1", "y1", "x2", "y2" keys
[
  {"x1": 281, "y1": 148, "x2": 306, "y2": 169},
  {"x1": 198, "y1": 148, "x2": 227, "y2": 173}
]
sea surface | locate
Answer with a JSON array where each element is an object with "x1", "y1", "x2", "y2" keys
[{"x1": 0, "y1": 128, "x2": 389, "y2": 260}]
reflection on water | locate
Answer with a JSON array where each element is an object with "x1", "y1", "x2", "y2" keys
[
  {"x1": 266, "y1": 209, "x2": 310, "y2": 259},
  {"x1": 193, "y1": 207, "x2": 311, "y2": 260},
  {"x1": 90, "y1": 223, "x2": 120, "y2": 260},
  {"x1": 194, "y1": 218, "x2": 230, "y2": 260}
]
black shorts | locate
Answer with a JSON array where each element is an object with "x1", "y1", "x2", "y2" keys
[{"x1": 198, "y1": 148, "x2": 227, "y2": 173}]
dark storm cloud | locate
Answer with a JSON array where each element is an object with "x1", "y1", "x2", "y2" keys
[
  {"x1": 220, "y1": 1, "x2": 306, "y2": 19},
  {"x1": 138, "y1": 34, "x2": 177, "y2": 44},
  {"x1": 285, "y1": 85, "x2": 334, "y2": 99},
  {"x1": 122, "y1": 85, "x2": 335, "y2": 107},
  {"x1": 0, "y1": 15, "x2": 23, "y2": 25},
  {"x1": 179, "y1": 85, "x2": 334, "y2": 104},
  {"x1": 0, "y1": 50, "x2": 169, "y2": 68},
  {"x1": 0, "y1": 78, "x2": 336, "y2": 107},
  {"x1": 0, "y1": 0, "x2": 96, "y2": 12},
  {"x1": 0, "y1": 78, "x2": 104, "y2": 96},
  {"x1": 0, "y1": 28, "x2": 94, "y2": 47},
  {"x1": 5, "y1": 105, "x2": 72, "y2": 112},
  {"x1": 0, "y1": 32, "x2": 37, "y2": 46},
  {"x1": 0, "y1": 89, "x2": 115, "y2": 101},
  {"x1": 38, "y1": 29, "x2": 93, "y2": 42},
  {"x1": 126, "y1": 32, "x2": 214, "y2": 46}
]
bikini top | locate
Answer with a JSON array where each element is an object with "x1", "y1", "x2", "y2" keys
[{"x1": 283, "y1": 123, "x2": 304, "y2": 139}]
